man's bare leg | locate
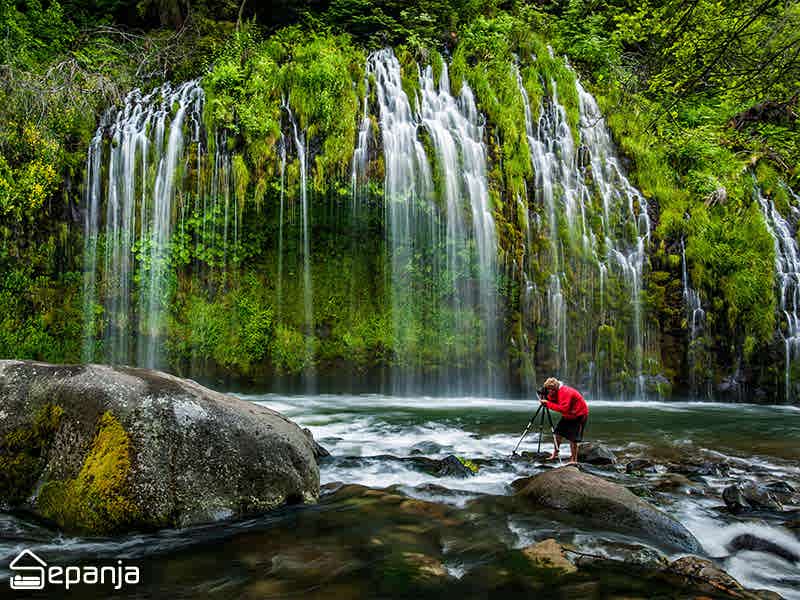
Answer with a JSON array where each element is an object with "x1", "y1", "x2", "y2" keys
[
  {"x1": 548, "y1": 435, "x2": 562, "y2": 460},
  {"x1": 568, "y1": 441, "x2": 578, "y2": 464}
]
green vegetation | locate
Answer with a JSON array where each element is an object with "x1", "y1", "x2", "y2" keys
[{"x1": 0, "y1": 0, "x2": 798, "y2": 397}]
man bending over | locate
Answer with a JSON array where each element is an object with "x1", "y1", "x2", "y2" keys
[{"x1": 540, "y1": 377, "x2": 588, "y2": 464}]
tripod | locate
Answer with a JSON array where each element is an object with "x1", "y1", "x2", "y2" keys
[{"x1": 511, "y1": 403, "x2": 555, "y2": 456}]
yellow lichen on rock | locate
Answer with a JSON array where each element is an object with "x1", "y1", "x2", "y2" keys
[{"x1": 38, "y1": 411, "x2": 141, "y2": 533}]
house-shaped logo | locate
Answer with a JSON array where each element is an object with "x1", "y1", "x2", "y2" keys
[{"x1": 9, "y1": 549, "x2": 47, "y2": 590}]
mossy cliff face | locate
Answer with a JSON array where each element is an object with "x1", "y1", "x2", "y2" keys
[
  {"x1": 3, "y1": 11, "x2": 799, "y2": 401},
  {"x1": 0, "y1": 360, "x2": 320, "y2": 534}
]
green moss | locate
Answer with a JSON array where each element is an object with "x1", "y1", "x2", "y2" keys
[
  {"x1": 0, "y1": 404, "x2": 63, "y2": 505},
  {"x1": 455, "y1": 456, "x2": 479, "y2": 473},
  {"x1": 38, "y1": 412, "x2": 142, "y2": 534}
]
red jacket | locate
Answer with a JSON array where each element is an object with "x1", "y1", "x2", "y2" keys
[{"x1": 545, "y1": 385, "x2": 588, "y2": 419}]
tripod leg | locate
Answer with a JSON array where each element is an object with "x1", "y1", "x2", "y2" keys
[
  {"x1": 536, "y1": 405, "x2": 546, "y2": 454},
  {"x1": 512, "y1": 405, "x2": 543, "y2": 456}
]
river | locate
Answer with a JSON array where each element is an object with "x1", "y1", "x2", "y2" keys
[{"x1": 1, "y1": 396, "x2": 798, "y2": 598}]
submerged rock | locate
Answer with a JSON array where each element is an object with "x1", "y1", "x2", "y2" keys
[
  {"x1": 409, "y1": 441, "x2": 444, "y2": 455},
  {"x1": 625, "y1": 458, "x2": 656, "y2": 474},
  {"x1": 723, "y1": 480, "x2": 783, "y2": 513},
  {"x1": 728, "y1": 533, "x2": 799, "y2": 564},
  {"x1": 578, "y1": 442, "x2": 617, "y2": 465},
  {"x1": 0, "y1": 360, "x2": 319, "y2": 534},
  {"x1": 512, "y1": 466, "x2": 702, "y2": 553}
]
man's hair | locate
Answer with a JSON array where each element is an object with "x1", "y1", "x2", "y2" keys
[{"x1": 543, "y1": 377, "x2": 561, "y2": 390}]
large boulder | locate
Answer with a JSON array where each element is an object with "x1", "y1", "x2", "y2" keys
[
  {"x1": 512, "y1": 466, "x2": 702, "y2": 553},
  {"x1": 0, "y1": 360, "x2": 319, "y2": 534}
]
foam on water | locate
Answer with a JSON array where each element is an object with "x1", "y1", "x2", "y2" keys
[{"x1": 676, "y1": 501, "x2": 800, "y2": 600}]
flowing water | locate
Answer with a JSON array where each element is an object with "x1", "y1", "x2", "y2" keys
[
  {"x1": 514, "y1": 65, "x2": 652, "y2": 396},
  {"x1": 82, "y1": 81, "x2": 205, "y2": 368},
  {"x1": 681, "y1": 239, "x2": 707, "y2": 396},
  {"x1": 367, "y1": 49, "x2": 500, "y2": 394},
  {"x1": 757, "y1": 185, "x2": 800, "y2": 402},
  {"x1": 2, "y1": 395, "x2": 798, "y2": 598},
  {"x1": 284, "y1": 103, "x2": 315, "y2": 374}
]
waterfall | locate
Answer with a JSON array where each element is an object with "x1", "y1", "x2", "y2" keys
[
  {"x1": 577, "y1": 80, "x2": 651, "y2": 396},
  {"x1": 417, "y1": 61, "x2": 500, "y2": 391},
  {"x1": 515, "y1": 63, "x2": 651, "y2": 395},
  {"x1": 277, "y1": 133, "x2": 287, "y2": 323},
  {"x1": 681, "y1": 239, "x2": 704, "y2": 341},
  {"x1": 367, "y1": 49, "x2": 437, "y2": 390},
  {"x1": 351, "y1": 80, "x2": 371, "y2": 212},
  {"x1": 367, "y1": 49, "x2": 501, "y2": 393},
  {"x1": 756, "y1": 185, "x2": 800, "y2": 402},
  {"x1": 82, "y1": 80, "x2": 204, "y2": 368},
  {"x1": 284, "y1": 102, "x2": 314, "y2": 373},
  {"x1": 81, "y1": 127, "x2": 103, "y2": 362},
  {"x1": 681, "y1": 238, "x2": 706, "y2": 396}
]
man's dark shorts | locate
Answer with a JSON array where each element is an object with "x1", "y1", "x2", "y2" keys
[{"x1": 554, "y1": 414, "x2": 587, "y2": 442}]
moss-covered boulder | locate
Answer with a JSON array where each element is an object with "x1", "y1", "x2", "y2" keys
[{"x1": 0, "y1": 360, "x2": 319, "y2": 534}]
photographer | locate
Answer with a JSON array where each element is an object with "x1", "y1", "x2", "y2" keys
[{"x1": 539, "y1": 377, "x2": 588, "y2": 464}]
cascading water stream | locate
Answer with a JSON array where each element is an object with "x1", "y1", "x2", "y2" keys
[
  {"x1": 418, "y1": 61, "x2": 499, "y2": 390},
  {"x1": 367, "y1": 49, "x2": 437, "y2": 390},
  {"x1": 81, "y1": 127, "x2": 104, "y2": 362},
  {"x1": 515, "y1": 62, "x2": 651, "y2": 395},
  {"x1": 284, "y1": 103, "x2": 314, "y2": 369},
  {"x1": 681, "y1": 238, "x2": 706, "y2": 396},
  {"x1": 756, "y1": 184, "x2": 800, "y2": 402},
  {"x1": 277, "y1": 133, "x2": 287, "y2": 323},
  {"x1": 83, "y1": 80, "x2": 204, "y2": 368},
  {"x1": 367, "y1": 49, "x2": 501, "y2": 393},
  {"x1": 681, "y1": 239, "x2": 704, "y2": 341},
  {"x1": 351, "y1": 80, "x2": 371, "y2": 213},
  {"x1": 577, "y1": 81, "x2": 651, "y2": 396}
]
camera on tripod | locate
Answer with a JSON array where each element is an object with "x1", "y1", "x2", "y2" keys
[{"x1": 536, "y1": 387, "x2": 548, "y2": 400}]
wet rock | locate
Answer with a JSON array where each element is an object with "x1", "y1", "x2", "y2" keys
[
  {"x1": 766, "y1": 481, "x2": 797, "y2": 504},
  {"x1": 521, "y1": 539, "x2": 577, "y2": 574},
  {"x1": 626, "y1": 459, "x2": 656, "y2": 474},
  {"x1": 0, "y1": 360, "x2": 319, "y2": 534},
  {"x1": 409, "y1": 441, "x2": 444, "y2": 455},
  {"x1": 519, "y1": 451, "x2": 552, "y2": 462},
  {"x1": 578, "y1": 442, "x2": 617, "y2": 465},
  {"x1": 436, "y1": 455, "x2": 476, "y2": 478},
  {"x1": 723, "y1": 480, "x2": 783, "y2": 513},
  {"x1": 669, "y1": 459, "x2": 730, "y2": 479},
  {"x1": 395, "y1": 455, "x2": 475, "y2": 478},
  {"x1": 642, "y1": 373, "x2": 671, "y2": 396},
  {"x1": 571, "y1": 541, "x2": 666, "y2": 569},
  {"x1": 303, "y1": 428, "x2": 330, "y2": 462},
  {"x1": 667, "y1": 556, "x2": 779, "y2": 600},
  {"x1": 652, "y1": 473, "x2": 694, "y2": 492},
  {"x1": 728, "y1": 533, "x2": 799, "y2": 563},
  {"x1": 401, "y1": 552, "x2": 449, "y2": 581},
  {"x1": 513, "y1": 466, "x2": 702, "y2": 553}
]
